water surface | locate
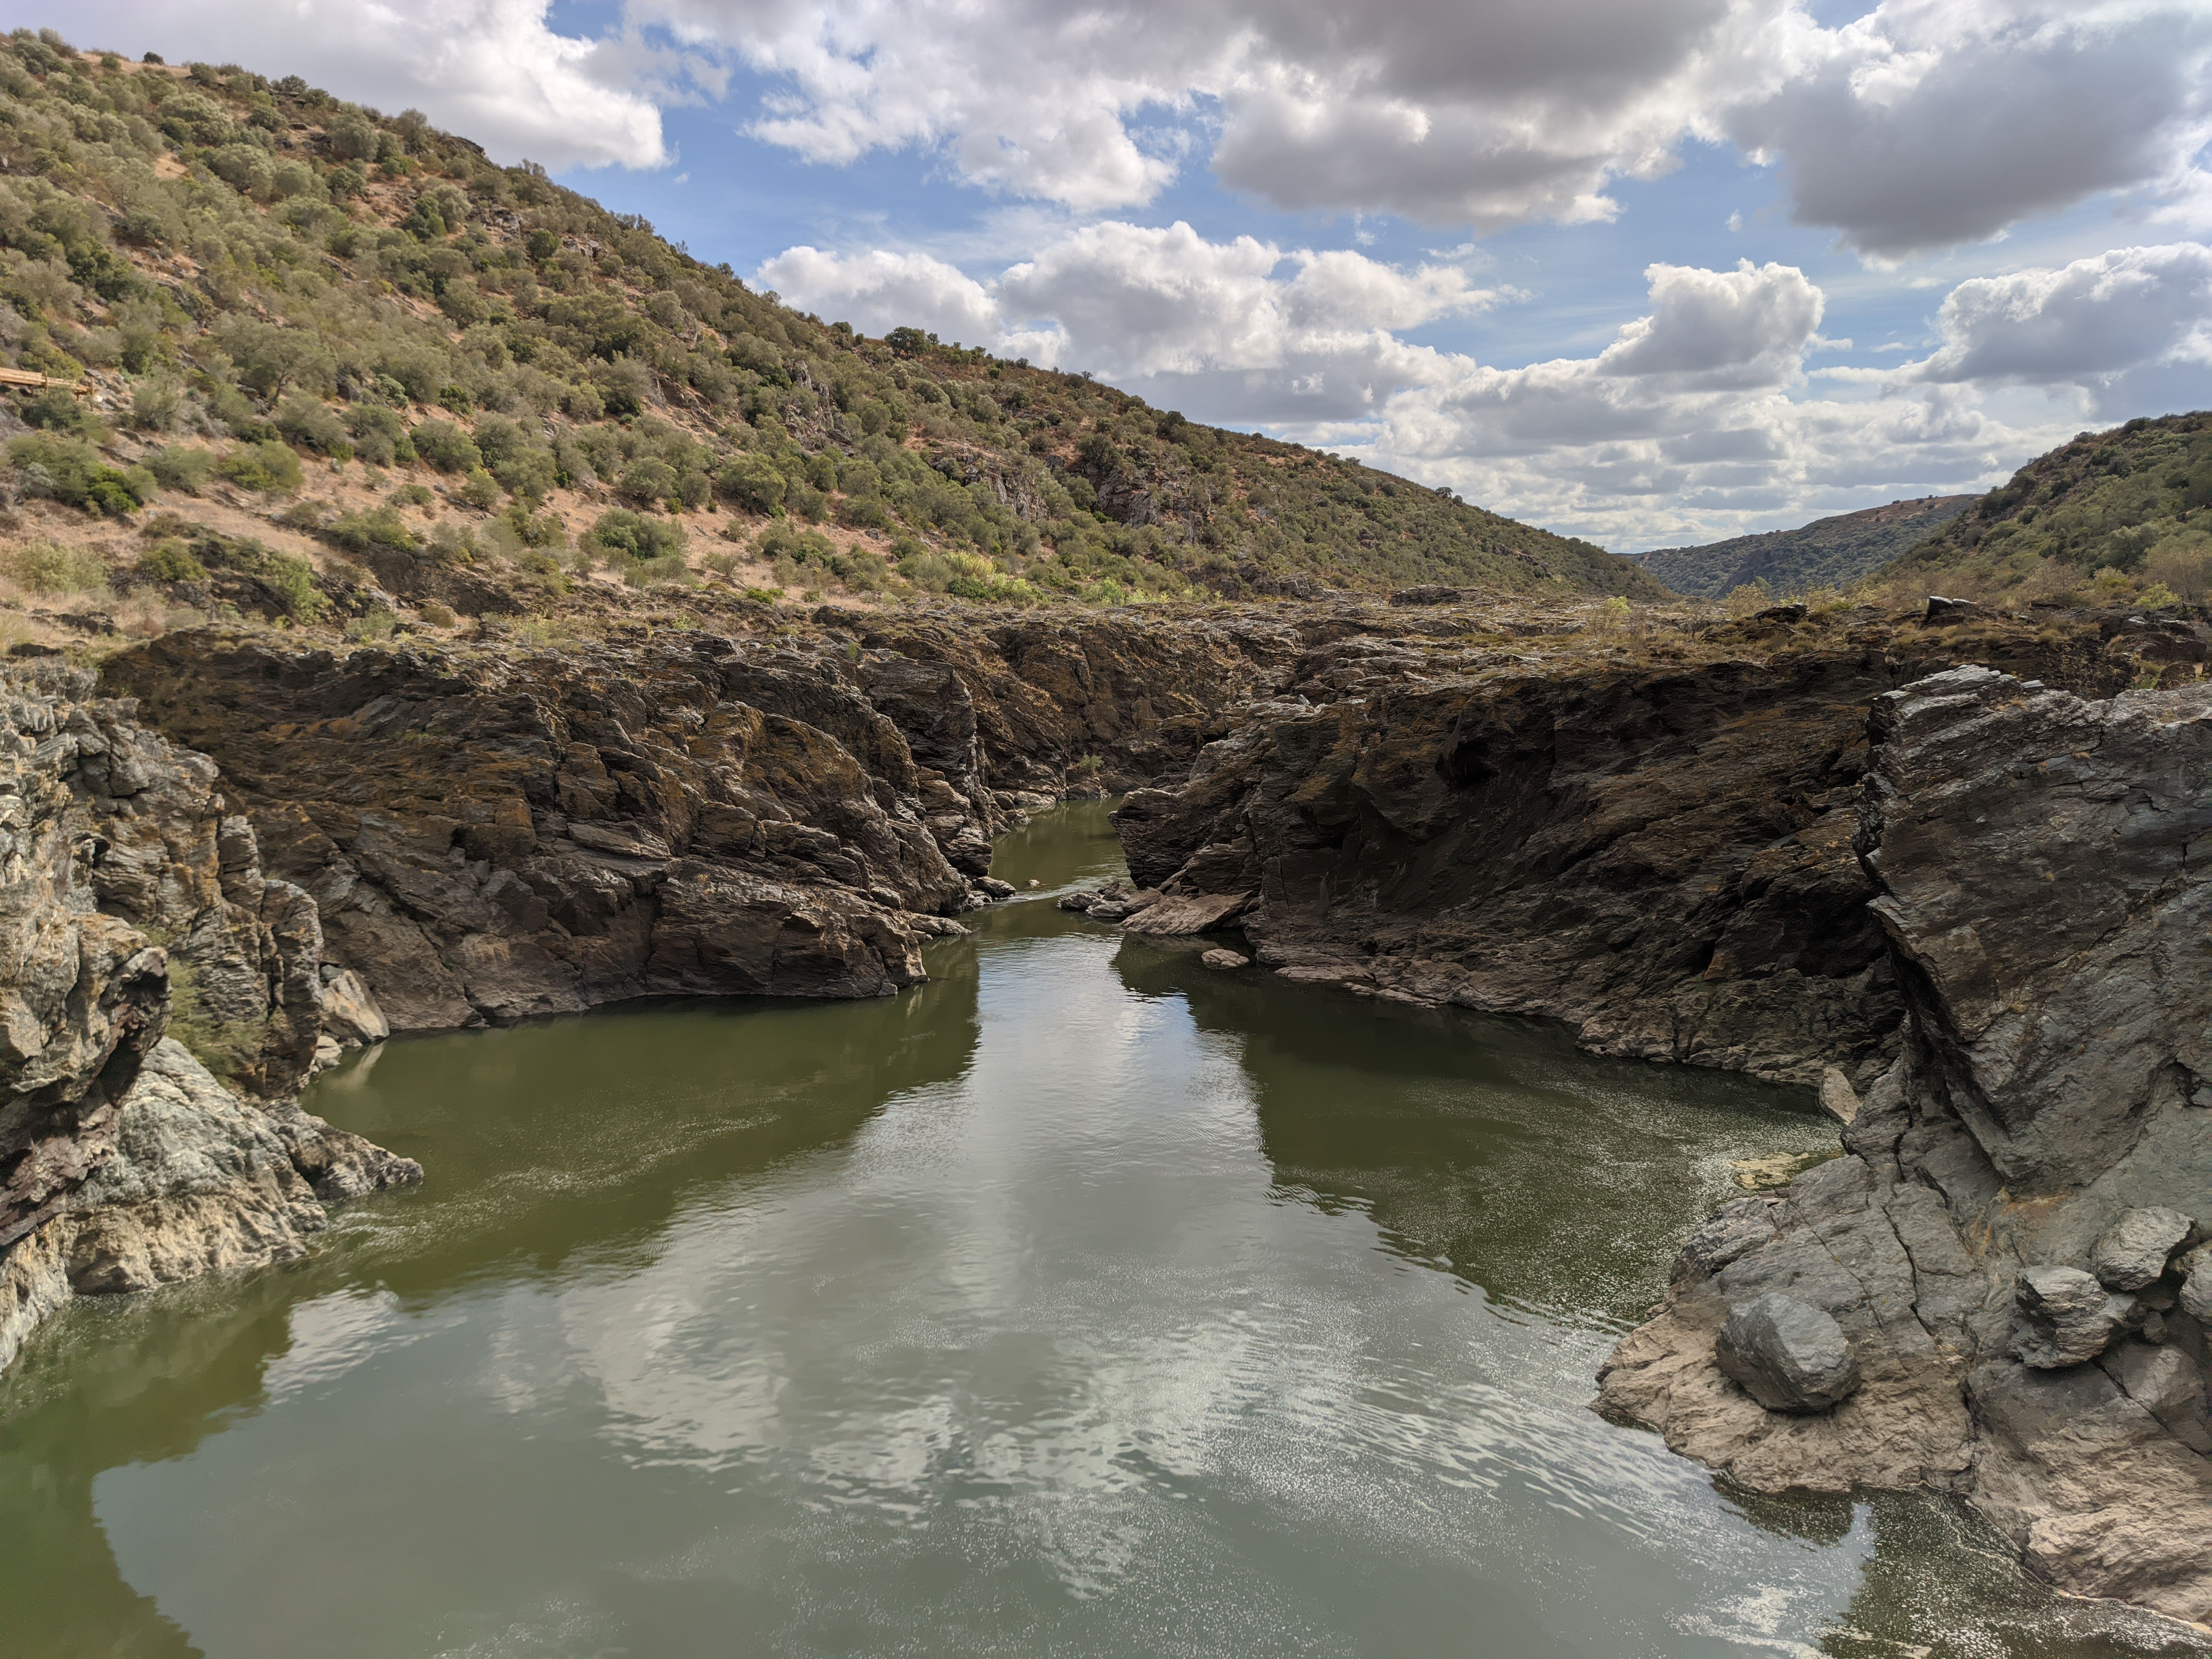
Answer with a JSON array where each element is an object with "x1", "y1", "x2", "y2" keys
[{"x1": 2, "y1": 803, "x2": 2202, "y2": 1657}]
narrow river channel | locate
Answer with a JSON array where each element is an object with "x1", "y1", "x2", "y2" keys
[{"x1": 1, "y1": 804, "x2": 2201, "y2": 1657}]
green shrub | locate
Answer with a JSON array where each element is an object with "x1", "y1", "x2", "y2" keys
[
  {"x1": 323, "y1": 506, "x2": 419, "y2": 556},
  {"x1": 344, "y1": 404, "x2": 415, "y2": 467},
  {"x1": 717, "y1": 452, "x2": 786, "y2": 514},
  {"x1": 623, "y1": 553, "x2": 695, "y2": 588},
  {"x1": 274, "y1": 395, "x2": 352, "y2": 458},
  {"x1": 218, "y1": 440, "x2": 306, "y2": 494},
  {"x1": 585, "y1": 508, "x2": 686, "y2": 565},
  {"x1": 6, "y1": 434, "x2": 149, "y2": 514},
  {"x1": 20, "y1": 386, "x2": 94, "y2": 433},
  {"x1": 136, "y1": 540, "x2": 208, "y2": 584},
  {"x1": 615, "y1": 456, "x2": 680, "y2": 509},
  {"x1": 493, "y1": 446, "x2": 558, "y2": 505},
  {"x1": 3, "y1": 539, "x2": 109, "y2": 594},
  {"x1": 456, "y1": 468, "x2": 501, "y2": 510},
  {"x1": 146, "y1": 446, "x2": 217, "y2": 493},
  {"x1": 409, "y1": 418, "x2": 481, "y2": 472}
]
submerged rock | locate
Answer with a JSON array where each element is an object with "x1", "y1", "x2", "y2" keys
[
  {"x1": 1715, "y1": 1292, "x2": 1862, "y2": 1412},
  {"x1": 1200, "y1": 949, "x2": 1249, "y2": 971},
  {"x1": 1121, "y1": 892, "x2": 1249, "y2": 936}
]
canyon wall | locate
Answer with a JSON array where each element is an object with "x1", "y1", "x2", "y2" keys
[
  {"x1": 1599, "y1": 668, "x2": 2212, "y2": 1622},
  {"x1": 0, "y1": 663, "x2": 418, "y2": 1376},
  {"x1": 1111, "y1": 613, "x2": 2138, "y2": 1086}
]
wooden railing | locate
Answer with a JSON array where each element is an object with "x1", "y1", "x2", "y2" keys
[{"x1": 0, "y1": 367, "x2": 88, "y2": 395}]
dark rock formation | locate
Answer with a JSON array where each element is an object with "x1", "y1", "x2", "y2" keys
[
  {"x1": 1112, "y1": 625, "x2": 2134, "y2": 1086},
  {"x1": 103, "y1": 612, "x2": 1292, "y2": 1034},
  {"x1": 2093, "y1": 1207, "x2": 2194, "y2": 1292},
  {"x1": 1598, "y1": 667, "x2": 2212, "y2": 1623},
  {"x1": 2012, "y1": 1268, "x2": 2132, "y2": 1370},
  {"x1": 0, "y1": 665, "x2": 419, "y2": 1377},
  {"x1": 1714, "y1": 1292, "x2": 1863, "y2": 1412}
]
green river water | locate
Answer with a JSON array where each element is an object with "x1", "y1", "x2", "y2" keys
[{"x1": 2, "y1": 803, "x2": 2205, "y2": 1657}]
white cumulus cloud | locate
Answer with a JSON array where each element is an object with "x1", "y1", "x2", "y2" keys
[
  {"x1": 61, "y1": 0, "x2": 671, "y2": 170},
  {"x1": 1880, "y1": 243, "x2": 2212, "y2": 415},
  {"x1": 634, "y1": 0, "x2": 2212, "y2": 254},
  {"x1": 761, "y1": 222, "x2": 1502, "y2": 421}
]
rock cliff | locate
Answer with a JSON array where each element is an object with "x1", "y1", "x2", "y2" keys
[
  {"x1": 100, "y1": 609, "x2": 1288, "y2": 1034},
  {"x1": 1596, "y1": 667, "x2": 2212, "y2": 1622},
  {"x1": 0, "y1": 664, "x2": 418, "y2": 1377},
  {"x1": 1111, "y1": 610, "x2": 2136, "y2": 1086}
]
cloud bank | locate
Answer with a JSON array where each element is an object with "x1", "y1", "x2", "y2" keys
[
  {"x1": 764, "y1": 233, "x2": 2212, "y2": 548},
  {"x1": 648, "y1": 0, "x2": 2212, "y2": 254},
  {"x1": 60, "y1": 0, "x2": 672, "y2": 171},
  {"x1": 56, "y1": 2, "x2": 2212, "y2": 253}
]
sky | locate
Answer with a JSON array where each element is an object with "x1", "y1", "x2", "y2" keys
[{"x1": 17, "y1": 0, "x2": 2212, "y2": 552}]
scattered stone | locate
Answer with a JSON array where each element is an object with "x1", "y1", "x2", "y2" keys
[
  {"x1": 2014, "y1": 1266, "x2": 2132, "y2": 1368},
  {"x1": 1200, "y1": 949, "x2": 1249, "y2": 970},
  {"x1": 1817, "y1": 1066, "x2": 1860, "y2": 1124},
  {"x1": 2180, "y1": 1257, "x2": 2212, "y2": 1325},
  {"x1": 1121, "y1": 891, "x2": 1251, "y2": 936},
  {"x1": 319, "y1": 968, "x2": 389, "y2": 1048},
  {"x1": 973, "y1": 877, "x2": 1017, "y2": 899},
  {"x1": 1715, "y1": 1292, "x2": 1862, "y2": 1413},
  {"x1": 1729, "y1": 1150, "x2": 1830, "y2": 1191},
  {"x1": 1923, "y1": 594, "x2": 1987, "y2": 624},
  {"x1": 2091, "y1": 1207, "x2": 2193, "y2": 1291}
]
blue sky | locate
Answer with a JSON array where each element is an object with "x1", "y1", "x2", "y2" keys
[{"x1": 29, "y1": 0, "x2": 2212, "y2": 550}]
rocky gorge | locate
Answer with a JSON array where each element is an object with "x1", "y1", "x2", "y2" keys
[{"x1": 2, "y1": 591, "x2": 2208, "y2": 1624}]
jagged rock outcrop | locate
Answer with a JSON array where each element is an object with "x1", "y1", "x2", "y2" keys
[
  {"x1": 1597, "y1": 668, "x2": 2212, "y2": 1622},
  {"x1": 103, "y1": 613, "x2": 1295, "y2": 1032},
  {"x1": 0, "y1": 666, "x2": 419, "y2": 1380},
  {"x1": 107, "y1": 632, "x2": 976, "y2": 1031},
  {"x1": 1111, "y1": 621, "x2": 2138, "y2": 1086}
]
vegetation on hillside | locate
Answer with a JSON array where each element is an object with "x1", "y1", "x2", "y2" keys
[
  {"x1": 1640, "y1": 495, "x2": 1973, "y2": 600},
  {"x1": 1872, "y1": 412, "x2": 2212, "y2": 608},
  {"x1": 0, "y1": 26, "x2": 1655, "y2": 616}
]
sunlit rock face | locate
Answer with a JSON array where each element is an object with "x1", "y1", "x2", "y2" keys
[{"x1": 1603, "y1": 668, "x2": 2212, "y2": 1624}]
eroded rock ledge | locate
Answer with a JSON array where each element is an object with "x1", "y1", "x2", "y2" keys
[
  {"x1": 1597, "y1": 668, "x2": 2212, "y2": 1623},
  {"x1": 0, "y1": 664, "x2": 419, "y2": 1376},
  {"x1": 1111, "y1": 620, "x2": 2138, "y2": 1086}
]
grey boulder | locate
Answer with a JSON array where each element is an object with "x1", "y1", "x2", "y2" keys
[
  {"x1": 2013, "y1": 1266, "x2": 2132, "y2": 1368},
  {"x1": 1714, "y1": 1292, "x2": 1862, "y2": 1413},
  {"x1": 2180, "y1": 1257, "x2": 2212, "y2": 1326},
  {"x1": 2091, "y1": 1207, "x2": 2194, "y2": 1291}
]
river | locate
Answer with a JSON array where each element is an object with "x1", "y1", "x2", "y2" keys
[{"x1": 1, "y1": 803, "x2": 2201, "y2": 1657}]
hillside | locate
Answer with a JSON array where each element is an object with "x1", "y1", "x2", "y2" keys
[
  {"x1": 1874, "y1": 411, "x2": 2212, "y2": 607},
  {"x1": 0, "y1": 26, "x2": 1658, "y2": 643},
  {"x1": 1638, "y1": 495, "x2": 1974, "y2": 600}
]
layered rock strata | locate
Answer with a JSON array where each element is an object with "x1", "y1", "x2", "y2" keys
[
  {"x1": 103, "y1": 612, "x2": 1291, "y2": 1032},
  {"x1": 1597, "y1": 668, "x2": 2212, "y2": 1622},
  {"x1": 0, "y1": 665, "x2": 419, "y2": 1377},
  {"x1": 1112, "y1": 621, "x2": 2140, "y2": 1085}
]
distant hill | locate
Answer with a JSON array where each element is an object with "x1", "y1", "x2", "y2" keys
[
  {"x1": 1875, "y1": 412, "x2": 2212, "y2": 608},
  {"x1": 1639, "y1": 496, "x2": 1976, "y2": 599},
  {"x1": 0, "y1": 30, "x2": 1659, "y2": 607}
]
